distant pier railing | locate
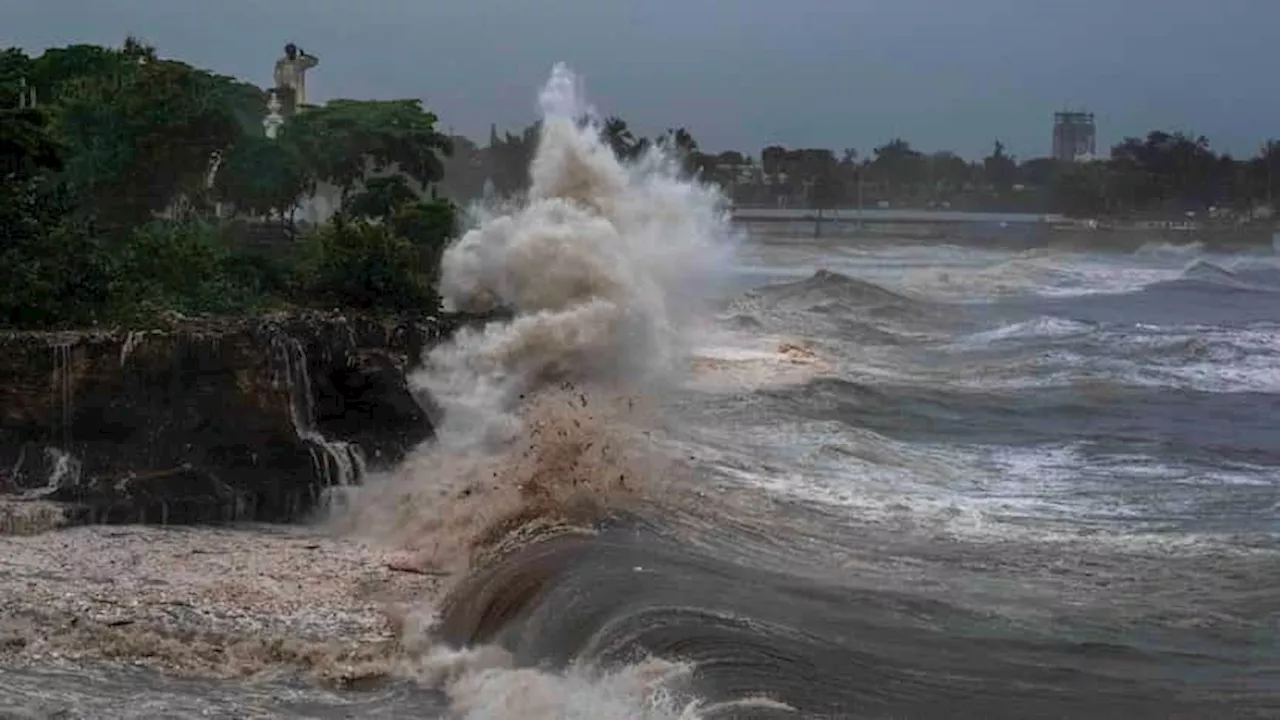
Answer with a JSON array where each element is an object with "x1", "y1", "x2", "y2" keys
[{"x1": 728, "y1": 207, "x2": 1071, "y2": 226}]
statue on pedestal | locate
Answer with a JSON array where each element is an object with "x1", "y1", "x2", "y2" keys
[{"x1": 272, "y1": 43, "x2": 318, "y2": 115}]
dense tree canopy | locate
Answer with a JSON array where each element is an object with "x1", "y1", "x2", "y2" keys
[
  {"x1": 0, "y1": 39, "x2": 456, "y2": 328},
  {"x1": 0, "y1": 105, "x2": 111, "y2": 326},
  {"x1": 284, "y1": 99, "x2": 451, "y2": 196}
]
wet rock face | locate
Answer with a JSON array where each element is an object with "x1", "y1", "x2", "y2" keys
[{"x1": 0, "y1": 311, "x2": 455, "y2": 525}]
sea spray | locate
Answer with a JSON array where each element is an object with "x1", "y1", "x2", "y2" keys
[
  {"x1": 422, "y1": 62, "x2": 733, "y2": 448},
  {"x1": 331, "y1": 63, "x2": 736, "y2": 717},
  {"x1": 338, "y1": 61, "x2": 733, "y2": 559}
]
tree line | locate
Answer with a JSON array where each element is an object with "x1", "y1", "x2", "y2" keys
[
  {"x1": 1, "y1": 40, "x2": 457, "y2": 328},
  {"x1": 442, "y1": 117, "x2": 1280, "y2": 220}
]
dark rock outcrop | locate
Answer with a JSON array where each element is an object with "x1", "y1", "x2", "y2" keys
[{"x1": 0, "y1": 311, "x2": 462, "y2": 526}]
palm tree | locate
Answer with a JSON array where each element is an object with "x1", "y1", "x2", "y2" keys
[
  {"x1": 657, "y1": 127, "x2": 703, "y2": 175},
  {"x1": 602, "y1": 116, "x2": 637, "y2": 160}
]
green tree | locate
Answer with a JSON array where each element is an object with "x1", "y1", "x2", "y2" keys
[
  {"x1": 438, "y1": 134, "x2": 487, "y2": 202},
  {"x1": 213, "y1": 132, "x2": 311, "y2": 219},
  {"x1": 870, "y1": 139, "x2": 925, "y2": 201},
  {"x1": 343, "y1": 174, "x2": 457, "y2": 287},
  {"x1": 602, "y1": 116, "x2": 641, "y2": 161},
  {"x1": 40, "y1": 40, "x2": 256, "y2": 231},
  {"x1": 0, "y1": 106, "x2": 112, "y2": 326},
  {"x1": 1049, "y1": 161, "x2": 1109, "y2": 217},
  {"x1": 927, "y1": 152, "x2": 970, "y2": 198},
  {"x1": 486, "y1": 122, "x2": 540, "y2": 196},
  {"x1": 1242, "y1": 140, "x2": 1280, "y2": 207},
  {"x1": 111, "y1": 219, "x2": 270, "y2": 315},
  {"x1": 215, "y1": 96, "x2": 452, "y2": 224},
  {"x1": 283, "y1": 98, "x2": 451, "y2": 200},
  {"x1": 391, "y1": 198, "x2": 457, "y2": 290},
  {"x1": 0, "y1": 39, "x2": 463, "y2": 326},
  {"x1": 1018, "y1": 157, "x2": 1060, "y2": 188},
  {"x1": 345, "y1": 175, "x2": 421, "y2": 221},
  {"x1": 297, "y1": 220, "x2": 438, "y2": 312},
  {"x1": 793, "y1": 149, "x2": 841, "y2": 210},
  {"x1": 0, "y1": 48, "x2": 32, "y2": 108},
  {"x1": 1110, "y1": 131, "x2": 1219, "y2": 211},
  {"x1": 25, "y1": 41, "x2": 147, "y2": 101},
  {"x1": 656, "y1": 127, "x2": 705, "y2": 176}
]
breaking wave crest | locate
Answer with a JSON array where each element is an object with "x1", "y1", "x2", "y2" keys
[
  {"x1": 1163, "y1": 259, "x2": 1280, "y2": 294},
  {"x1": 750, "y1": 269, "x2": 929, "y2": 316},
  {"x1": 330, "y1": 62, "x2": 736, "y2": 717},
  {"x1": 723, "y1": 269, "x2": 956, "y2": 344}
]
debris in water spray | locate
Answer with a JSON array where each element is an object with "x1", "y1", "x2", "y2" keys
[{"x1": 332, "y1": 61, "x2": 735, "y2": 720}]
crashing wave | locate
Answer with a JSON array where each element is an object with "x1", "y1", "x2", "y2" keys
[
  {"x1": 338, "y1": 60, "x2": 732, "y2": 565},
  {"x1": 329, "y1": 63, "x2": 736, "y2": 718}
]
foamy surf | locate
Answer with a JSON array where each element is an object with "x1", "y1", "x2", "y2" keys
[
  {"x1": 686, "y1": 337, "x2": 832, "y2": 393},
  {"x1": 328, "y1": 62, "x2": 738, "y2": 718}
]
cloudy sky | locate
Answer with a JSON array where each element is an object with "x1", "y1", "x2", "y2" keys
[{"x1": 5, "y1": 0, "x2": 1277, "y2": 160}]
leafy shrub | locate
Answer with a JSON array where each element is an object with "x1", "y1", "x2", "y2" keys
[
  {"x1": 0, "y1": 109, "x2": 114, "y2": 327},
  {"x1": 108, "y1": 219, "x2": 286, "y2": 319},
  {"x1": 0, "y1": 221, "x2": 115, "y2": 328},
  {"x1": 294, "y1": 219, "x2": 439, "y2": 313},
  {"x1": 345, "y1": 176, "x2": 421, "y2": 221},
  {"x1": 391, "y1": 198, "x2": 457, "y2": 285}
]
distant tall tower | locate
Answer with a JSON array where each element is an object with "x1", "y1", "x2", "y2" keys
[{"x1": 1052, "y1": 111, "x2": 1097, "y2": 162}]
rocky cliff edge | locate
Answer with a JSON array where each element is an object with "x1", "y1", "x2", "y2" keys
[{"x1": 0, "y1": 310, "x2": 466, "y2": 530}]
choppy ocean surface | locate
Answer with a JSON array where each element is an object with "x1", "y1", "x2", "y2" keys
[
  {"x1": 5, "y1": 236, "x2": 1278, "y2": 719},
  {"x1": 6, "y1": 60, "x2": 1280, "y2": 720}
]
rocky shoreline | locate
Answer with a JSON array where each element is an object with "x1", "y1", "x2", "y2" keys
[
  {"x1": 0, "y1": 310, "x2": 476, "y2": 529},
  {"x1": 0, "y1": 310, "x2": 479, "y2": 691}
]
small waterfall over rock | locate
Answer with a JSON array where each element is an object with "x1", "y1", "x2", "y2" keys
[
  {"x1": 33, "y1": 447, "x2": 81, "y2": 498},
  {"x1": 14, "y1": 342, "x2": 88, "y2": 502},
  {"x1": 270, "y1": 336, "x2": 369, "y2": 497},
  {"x1": 51, "y1": 341, "x2": 74, "y2": 448}
]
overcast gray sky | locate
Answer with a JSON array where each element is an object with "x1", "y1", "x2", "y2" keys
[{"x1": 5, "y1": 0, "x2": 1277, "y2": 160}]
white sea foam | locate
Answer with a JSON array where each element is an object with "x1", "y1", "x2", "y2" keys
[
  {"x1": 423, "y1": 63, "x2": 734, "y2": 449},
  {"x1": 951, "y1": 324, "x2": 1280, "y2": 393},
  {"x1": 335, "y1": 62, "x2": 737, "y2": 719}
]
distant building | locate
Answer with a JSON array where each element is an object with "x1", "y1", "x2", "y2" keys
[{"x1": 1052, "y1": 111, "x2": 1097, "y2": 162}]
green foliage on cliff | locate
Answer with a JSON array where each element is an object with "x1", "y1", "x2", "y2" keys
[
  {"x1": 109, "y1": 220, "x2": 285, "y2": 316},
  {"x1": 285, "y1": 99, "x2": 451, "y2": 198},
  {"x1": 296, "y1": 220, "x2": 439, "y2": 312},
  {"x1": 0, "y1": 39, "x2": 456, "y2": 329},
  {"x1": 0, "y1": 105, "x2": 112, "y2": 327},
  {"x1": 213, "y1": 134, "x2": 310, "y2": 219}
]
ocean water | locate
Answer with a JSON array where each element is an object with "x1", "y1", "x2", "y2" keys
[
  {"x1": 11, "y1": 239, "x2": 1277, "y2": 720},
  {"x1": 4, "y1": 66, "x2": 1279, "y2": 718}
]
